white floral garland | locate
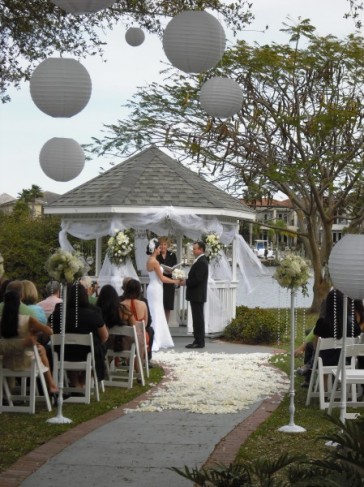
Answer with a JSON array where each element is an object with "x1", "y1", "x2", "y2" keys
[
  {"x1": 107, "y1": 229, "x2": 134, "y2": 266},
  {"x1": 273, "y1": 254, "x2": 310, "y2": 295},
  {"x1": 125, "y1": 351, "x2": 289, "y2": 414},
  {"x1": 45, "y1": 249, "x2": 85, "y2": 283}
]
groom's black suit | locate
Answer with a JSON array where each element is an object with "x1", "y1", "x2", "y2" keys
[{"x1": 186, "y1": 254, "x2": 209, "y2": 347}]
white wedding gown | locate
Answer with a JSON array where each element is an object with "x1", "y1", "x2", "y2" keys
[{"x1": 147, "y1": 267, "x2": 174, "y2": 352}]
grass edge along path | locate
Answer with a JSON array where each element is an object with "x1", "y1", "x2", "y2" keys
[{"x1": 0, "y1": 367, "x2": 164, "y2": 479}]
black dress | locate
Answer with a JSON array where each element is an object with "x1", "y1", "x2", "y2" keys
[
  {"x1": 50, "y1": 303, "x2": 106, "y2": 381},
  {"x1": 157, "y1": 250, "x2": 177, "y2": 310}
]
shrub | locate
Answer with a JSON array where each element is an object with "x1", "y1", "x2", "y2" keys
[{"x1": 224, "y1": 306, "x2": 279, "y2": 345}]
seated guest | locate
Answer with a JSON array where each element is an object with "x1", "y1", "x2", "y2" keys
[
  {"x1": 38, "y1": 280, "x2": 62, "y2": 318},
  {"x1": 0, "y1": 280, "x2": 37, "y2": 319},
  {"x1": 22, "y1": 279, "x2": 47, "y2": 325},
  {"x1": 50, "y1": 283, "x2": 108, "y2": 387},
  {"x1": 121, "y1": 277, "x2": 154, "y2": 360},
  {"x1": 96, "y1": 284, "x2": 134, "y2": 353},
  {"x1": 80, "y1": 276, "x2": 99, "y2": 305},
  {"x1": 314, "y1": 289, "x2": 362, "y2": 367},
  {"x1": 120, "y1": 279, "x2": 149, "y2": 360},
  {"x1": 0, "y1": 289, "x2": 58, "y2": 394}
]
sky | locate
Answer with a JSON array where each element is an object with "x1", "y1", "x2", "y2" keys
[{"x1": 0, "y1": 0, "x2": 358, "y2": 199}]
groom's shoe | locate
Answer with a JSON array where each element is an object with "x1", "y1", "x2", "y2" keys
[{"x1": 186, "y1": 343, "x2": 205, "y2": 349}]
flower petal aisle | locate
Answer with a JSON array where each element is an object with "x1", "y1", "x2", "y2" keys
[{"x1": 128, "y1": 351, "x2": 289, "y2": 414}]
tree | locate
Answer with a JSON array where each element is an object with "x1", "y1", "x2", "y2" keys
[
  {"x1": 17, "y1": 184, "x2": 44, "y2": 218},
  {"x1": 0, "y1": 0, "x2": 252, "y2": 103},
  {"x1": 0, "y1": 211, "x2": 61, "y2": 292},
  {"x1": 88, "y1": 21, "x2": 364, "y2": 312}
]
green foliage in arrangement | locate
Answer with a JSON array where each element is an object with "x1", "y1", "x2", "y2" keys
[{"x1": 224, "y1": 306, "x2": 280, "y2": 345}]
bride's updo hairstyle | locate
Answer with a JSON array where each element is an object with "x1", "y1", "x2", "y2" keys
[{"x1": 146, "y1": 238, "x2": 160, "y2": 255}]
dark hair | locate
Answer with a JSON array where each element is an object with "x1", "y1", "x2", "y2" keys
[
  {"x1": 146, "y1": 238, "x2": 160, "y2": 255},
  {"x1": 68, "y1": 282, "x2": 89, "y2": 308},
  {"x1": 122, "y1": 279, "x2": 142, "y2": 299},
  {"x1": 0, "y1": 279, "x2": 11, "y2": 303},
  {"x1": 354, "y1": 299, "x2": 364, "y2": 325},
  {"x1": 96, "y1": 285, "x2": 124, "y2": 328},
  {"x1": 194, "y1": 240, "x2": 206, "y2": 252},
  {"x1": 1, "y1": 290, "x2": 20, "y2": 338}
]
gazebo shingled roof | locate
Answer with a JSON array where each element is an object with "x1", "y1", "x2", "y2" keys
[{"x1": 45, "y1": 146, "x2": 254, "y2": 220}]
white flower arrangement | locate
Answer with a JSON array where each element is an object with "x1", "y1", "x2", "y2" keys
[
  {"x1": 202, "y1": 232, "x2": 224, "y2": 262},
  {"x1": 172, "y1": 268, "x2": 185, "y2": 280},
  {"x1": 107, "y1": 229, "x2": 134, "y2": 266},
  {"x1": 45, "y1": 249, "x2": 85, "y2": 283},
  {"x1": 273, "y1": 254, "x2": 310, "y2": 295}
]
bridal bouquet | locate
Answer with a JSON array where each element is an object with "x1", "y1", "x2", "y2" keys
[
  {"x1": 202, "y1": 232, "x2": 224, "y2": 262},
  {"x1": 46, "y1": 249, "x2": 85, "y2": 283},
  {"x1": 107, "y1": 229, "x2": 134, "y2": 266},
  {"x1": 172, "y1": 268, "x2": 185, "y2": 280},
  {"x1": 273, "y1": 254, "x2": 310, "y2": 295}
]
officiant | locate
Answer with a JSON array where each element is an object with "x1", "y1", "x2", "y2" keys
[{"x1": 157, "y1": 236, "x2": 177, "y2": 323}]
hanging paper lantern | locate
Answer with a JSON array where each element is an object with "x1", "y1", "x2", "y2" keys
[
  {"x1": 39, "y1": 137, "x2": 85, "y2": 182},
  {"x1": 125, "y1": 27, "x2": 145, "y2": 47},
  {"x1": 50, "y1": 0, "x2": 115, "y2": 13},
  {"x1": 328, "y1": 234, "x2": 364, "y2": 299},
  {"x1": 30, "y1": 58, "x2": 92, "y2": 118},
  {"x1": 200, "y1": 77, "x2": 243, "y2": 118},
  {"x1": 162, "y1": 10, "x2": 226, "y2": 73}
]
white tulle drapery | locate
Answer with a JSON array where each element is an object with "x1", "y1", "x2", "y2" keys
[
  {"x1": 98, "y1": 256, "x2": 139, "y2": 294},
  {"x1": 57, "y1": 207, "x2": 265, "y2": 331}
]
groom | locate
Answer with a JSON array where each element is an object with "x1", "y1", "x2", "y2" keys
[{"x1": 182, "y1": 241, "x2": 209, "y2": 349}]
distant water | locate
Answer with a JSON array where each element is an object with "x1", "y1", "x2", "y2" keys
[{"x1": 236, "y1": 266, "x2": 314, "y2": 309}]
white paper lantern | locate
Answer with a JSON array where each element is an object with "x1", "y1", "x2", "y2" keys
[
  {"x1": 163, "y1": 10, "x2": 226, "y2": 73},
  {"x1": 125, "y1": 27, "x2": 145, "y2": 47},
  {"x1": 30, "y1": 58, "x2": 92, "y2": 118},
  {"x1": 39, "y1": 137, "x2": 85, "y2": 182},
  {"x1": 328, "y1": 234, "x2": 364, "y2": 299},
  {"x1": 51, "y1": 0, "x2": 115, "y2": 13},
  {"x1": 200, "y1": 77, "x2": 243, "y2": 118}
]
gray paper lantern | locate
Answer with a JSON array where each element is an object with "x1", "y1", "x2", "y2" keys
[
  {"x1": 328, "y1": 234, "x2": 364, "y2": 299},
  {"x1": 39, "y1": 137, "x2": 85, "y2": 182},
  {"x1": 30, "y1": 58, "x2": 92, "y2": 118},
  {"x1": 51, "y1": 0, "x2": 115, "y2": 13},
  {"x1": 125, "y1": 27, "x2": 145, "y2": 47},
  {"x1": 163, "y1": 10, "x2": 226, "y2": 73},
  {"x1": 200, "y1": 77, "x2": 243, "y2": 118}
]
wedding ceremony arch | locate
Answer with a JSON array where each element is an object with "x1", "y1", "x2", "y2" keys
[{"x1": 45, "y1": 146, "x2": 265, "y2": 335}]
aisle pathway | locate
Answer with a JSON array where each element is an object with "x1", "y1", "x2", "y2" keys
[{"x1": 0, "y1": 337, "x2": 285, "y2": 487}]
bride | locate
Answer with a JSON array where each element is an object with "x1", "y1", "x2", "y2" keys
[{"x1": 146, "y1": 238, "x2": 180, "y2": 352}]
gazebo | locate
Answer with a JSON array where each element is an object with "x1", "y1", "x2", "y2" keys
[{"x1": 45, "y1": 146, "x2": 264, "y2": 335}]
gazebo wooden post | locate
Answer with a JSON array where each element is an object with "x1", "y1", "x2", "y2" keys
[{"x1": 95, "y1": 237, "x2": 103, "y2": 276}]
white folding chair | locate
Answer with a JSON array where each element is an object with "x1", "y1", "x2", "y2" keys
[
  {"x1": 104, "y1": 325, "x2": 144, "y2": 389},
  {"x1": 0, "y1": 345, "x2": 52, "y2": 414},
  {"x1": 135, "y1": 320, "x2": 150, "y2": 379},
  {"x1": 328, "y1": 343, "x2": 364, "y2": 414},
  {"x1": 51, "y1": 333, "x2": 100, "y2": 404},
  {"x1": 306, "y1": 337, "x2": 357, "y2": 410}
]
